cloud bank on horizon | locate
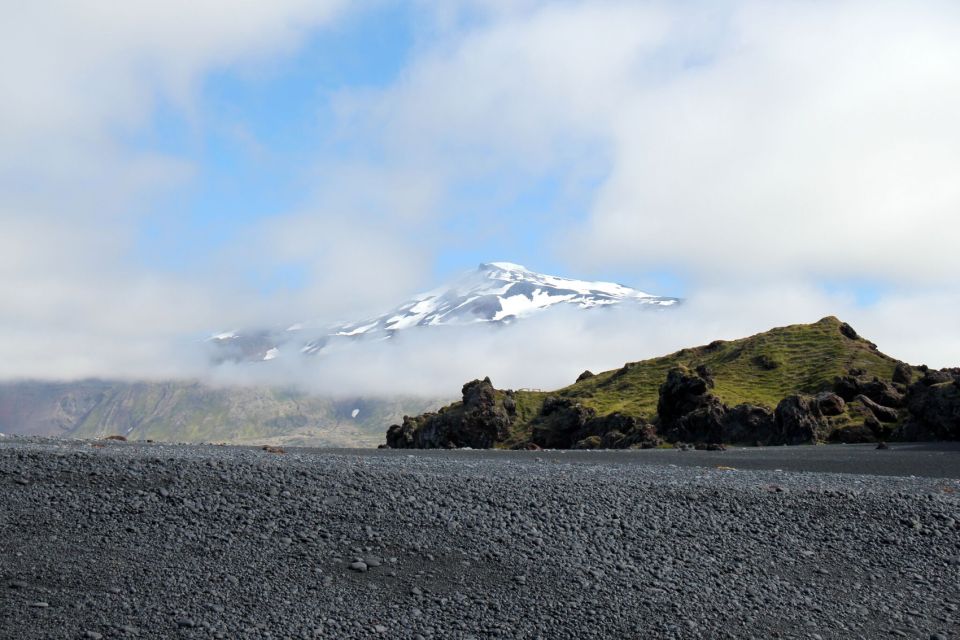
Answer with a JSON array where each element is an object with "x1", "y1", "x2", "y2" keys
[{"x1": 1, "y1": 0, "x2": 958, "y2": 389}]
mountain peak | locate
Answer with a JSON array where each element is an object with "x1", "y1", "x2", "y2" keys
[
  {"x1": 212, "y1": 262, "x2": 679, "y2": 361},
  {"x1": 479, "y1": 261, "x2": 528, "y2": 272}
]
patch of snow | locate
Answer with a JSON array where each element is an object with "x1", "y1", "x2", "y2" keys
[
  {"x1": 351, "y1": 408, "x2": 359, "y2": 418},
  {"x1": 211, "y1": 331, "x2": 238, "y2": 341},
  {"x1": 263, "y1": 348, "x2": 279, "y2": 361},
  {"x1": 493, "y1": 289, "x2": 576, "y2": 321},
  {"x1": 409, "y1": 297, "x2": 439, "y2": 314},
  {"x1": 336, "y1": 321, "x2": 378, "y2": 336},
  {"x1": 384, "y1": 311, "x2": 429, "y2": 330}
]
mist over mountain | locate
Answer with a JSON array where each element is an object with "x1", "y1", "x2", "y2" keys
[
  {"x1": 209, "y1": 262, "x2": 678, "y2": 364},
  {"x1": 0, "y1": 263, "x2": 681, "y2": 445}
]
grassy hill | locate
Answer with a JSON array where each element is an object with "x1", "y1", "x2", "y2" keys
[{"x1": 501, "y1": 316, "x2": 899, "y2": 444}]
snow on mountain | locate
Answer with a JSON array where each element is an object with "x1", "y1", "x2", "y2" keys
[
  {"x1": 210, "y1": 262, "x2": 678, "y2": 362},
  {"x1": 330, "y1": 262, "x2": 675, "y2": 336}
]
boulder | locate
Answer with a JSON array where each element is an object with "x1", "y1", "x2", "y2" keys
[
  {"x1": 576, "y1": 370, "x2": 595, "y2": 383},
  {"x1": 587, "y1": 412, "x2": 659, "y2": 449},
  {"x1": 774, "y1": 395, "x2": 831, "y2": 445},
  {"x1": 751, "y1": 354, "x2": 780, "y2": 371},
  {"x1": 830, "y1": 424, "x2": 876, "y2": 444},
  {"x1": 833, "y1": 374, "x2": 904, "y2": 407},
  {"x1": 657, "y1": 367, "x2": 727, "y2": 443},
  {"x1": 892, "y1": 362, "x2": 914, "y2": 385},
  {"x1": 723, "y1": 404, "x2": 776, "y2": 444},
  {"x1": 529, "y1": 397, "x2": 596, "y2": 449},
  {"x1": 385, "y1": 377, "x2": 514, "y2": 449},
  {"x1": 657, "y1": 367, "x2": 776, "y2": 444},
  {"x1": 839, "y1": 322, "x2": 860, "y2": 340},
  {"x1": 855, "y1": 394, "x2": 899, "y2": 423},
  {"x1": 529, "y1": 403, "x2": 659, "y2": 450},
  {"x1": 920, "y1": 370, "x2": 954, "y2": 386},
  {"x1": 897, "y1": 376, "x2": 960, "y2": 440},
  {"x1": 815, "y1": 392, "x2": 846, "y2": 417}
]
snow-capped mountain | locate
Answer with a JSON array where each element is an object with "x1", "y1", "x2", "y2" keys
[
  {"x1": 211, "y1": 262, "x2": 678, "y2": 362},
  {"x1": 332, "y1": 261, "x2": 674, "y2": 333}
]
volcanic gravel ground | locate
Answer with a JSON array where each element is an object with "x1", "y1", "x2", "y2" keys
[{"x1": 1, "y1": 437, "x2": 959, "y2": 639}]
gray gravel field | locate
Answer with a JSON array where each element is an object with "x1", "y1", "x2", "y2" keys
[{"x1": 1, "y1": 437, "x2": 959, "y2": 639}]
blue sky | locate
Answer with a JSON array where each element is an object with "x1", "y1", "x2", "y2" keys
[
  {"x1": 120, "y1": 1, "x2": 914, "y2": 306},
  {"x1": 127, "y1": 3, "x2": 676, "y2": 297},
  {"x1": 132, "y1": 5, "x2": 416, "y2": 279}
]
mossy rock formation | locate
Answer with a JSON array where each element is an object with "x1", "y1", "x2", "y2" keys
[{"x1": 385, "y1": 317, "x2": 960, "y2": 449}]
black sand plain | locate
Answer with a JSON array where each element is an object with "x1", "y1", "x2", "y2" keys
[{"x1": 2, "y1": 436, "x2": 959, "y2": 639}]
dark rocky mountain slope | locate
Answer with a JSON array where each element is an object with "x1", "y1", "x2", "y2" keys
[{"x1": 0, "y1": 380, "x2": 441, "y2": 447}]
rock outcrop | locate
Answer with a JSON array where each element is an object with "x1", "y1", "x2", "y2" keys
[
  {"x1": 657, "y1": 366, "x2": 777, "y2": 444},
  {"x1": 385, "y1": 378, "x2": 513, "y2": 449},
  {"x1": 773, "y1": 394, "x2": 838, "y2": 445},
  {"x1": 895, "y1": 370, "x2": 960, "y2": 440},
  {"x1": 529, "y1": 398, "x2": 659, "y2": 449},
  {"x1": 384, "y1": 318, "x2": 960, "y2": 449}
]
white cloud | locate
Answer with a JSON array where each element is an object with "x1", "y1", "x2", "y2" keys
[
  {"x1": 347, "y1": 0, "x2": 960, "y2": 285},
  {"x1": 205, "y1": 284, "x2": 960, "y2": 399},
  {"x1": 2, "y1": 0, "x2": 959, "y2": 388},
  {"x1": 0, "y1": 1, "x2": 354, "y2": 380}
]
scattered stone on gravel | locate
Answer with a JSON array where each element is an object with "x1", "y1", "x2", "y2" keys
[{"x1": 1, "y1": 436, "x2": 959, "y2": 639}]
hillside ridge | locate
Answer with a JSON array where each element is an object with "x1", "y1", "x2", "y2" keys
[{"x1": 385, "y1": 317, "x2": 960, "y2": 449}]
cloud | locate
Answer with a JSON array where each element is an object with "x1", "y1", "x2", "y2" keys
[
  {"x1": 345, "y1": 0, "x2": 960, "y2": 285},
  {"x1": 0, "y1": 1, "x2": 361, "y2": 380},
  {"x1": 204, "y1": 283, "x2": 960, "y2": 399},
  {"x1": 2, "y1": 0, "x2": 959, "y2": 387}
]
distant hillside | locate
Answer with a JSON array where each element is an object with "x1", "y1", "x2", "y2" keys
[
  {"x1": 0, "y1": 380, "x2": 443, "y2": 447},
  {"x1": 505, "y1": 316, "x2": 897, "y2": 438},
  {"x1": 387, "y1": 317, "x2": 959, "y2": 449}
]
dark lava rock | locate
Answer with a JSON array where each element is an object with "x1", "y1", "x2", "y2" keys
[
  {"x1": 839, "y1": 322, "x2": 860, "y2": 340},
  {"x1": 723, "y1": 404, "x2": 776, "y2": 444},
  {"x1": 751, "y1": 354, "x2": 780, "y2": 371},
  {"x1": 774, "y1": 395, "x2": 831, "y2": 445},
  {"x1": 576, "y1": 370, "x2": 595, "y2": 383},
  {"x1": 385, "y1": 377, "x2": 513, "y2": 449},
  {"x1": 815, "y1": 392, "x2": 846, "y2": 417},
  {"x1": 831, "y1": 423, "x2": 877, "y2": 444},
  {"x1": 892, "y1": 362, "x2": 914, "y2": 385},
  {"x1": 855, "y1": 394, "x2": 900, "y2": 423},
  {"x1": 834, "y1": 375, "x2": 904, "y2": 408},
  {"x1": 658, "y1": 367, "x2": 777, "y2": 445},
  {"x1": 896, "y1": 375, "x2": 960, "y2": 441},
  {"x1": 530, "y1": 397, "x2": 596, "y2": 449},
  {"x1": 658, "y1": 367, "x2": 716, "y2": 428},
  {"x1": 530, "y1": 403, "x2": 660, "y2": 450}
]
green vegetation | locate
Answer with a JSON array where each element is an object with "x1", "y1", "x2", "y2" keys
[{"x1": 502, "y1": 317, "x2": 897, "y2": 442}]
